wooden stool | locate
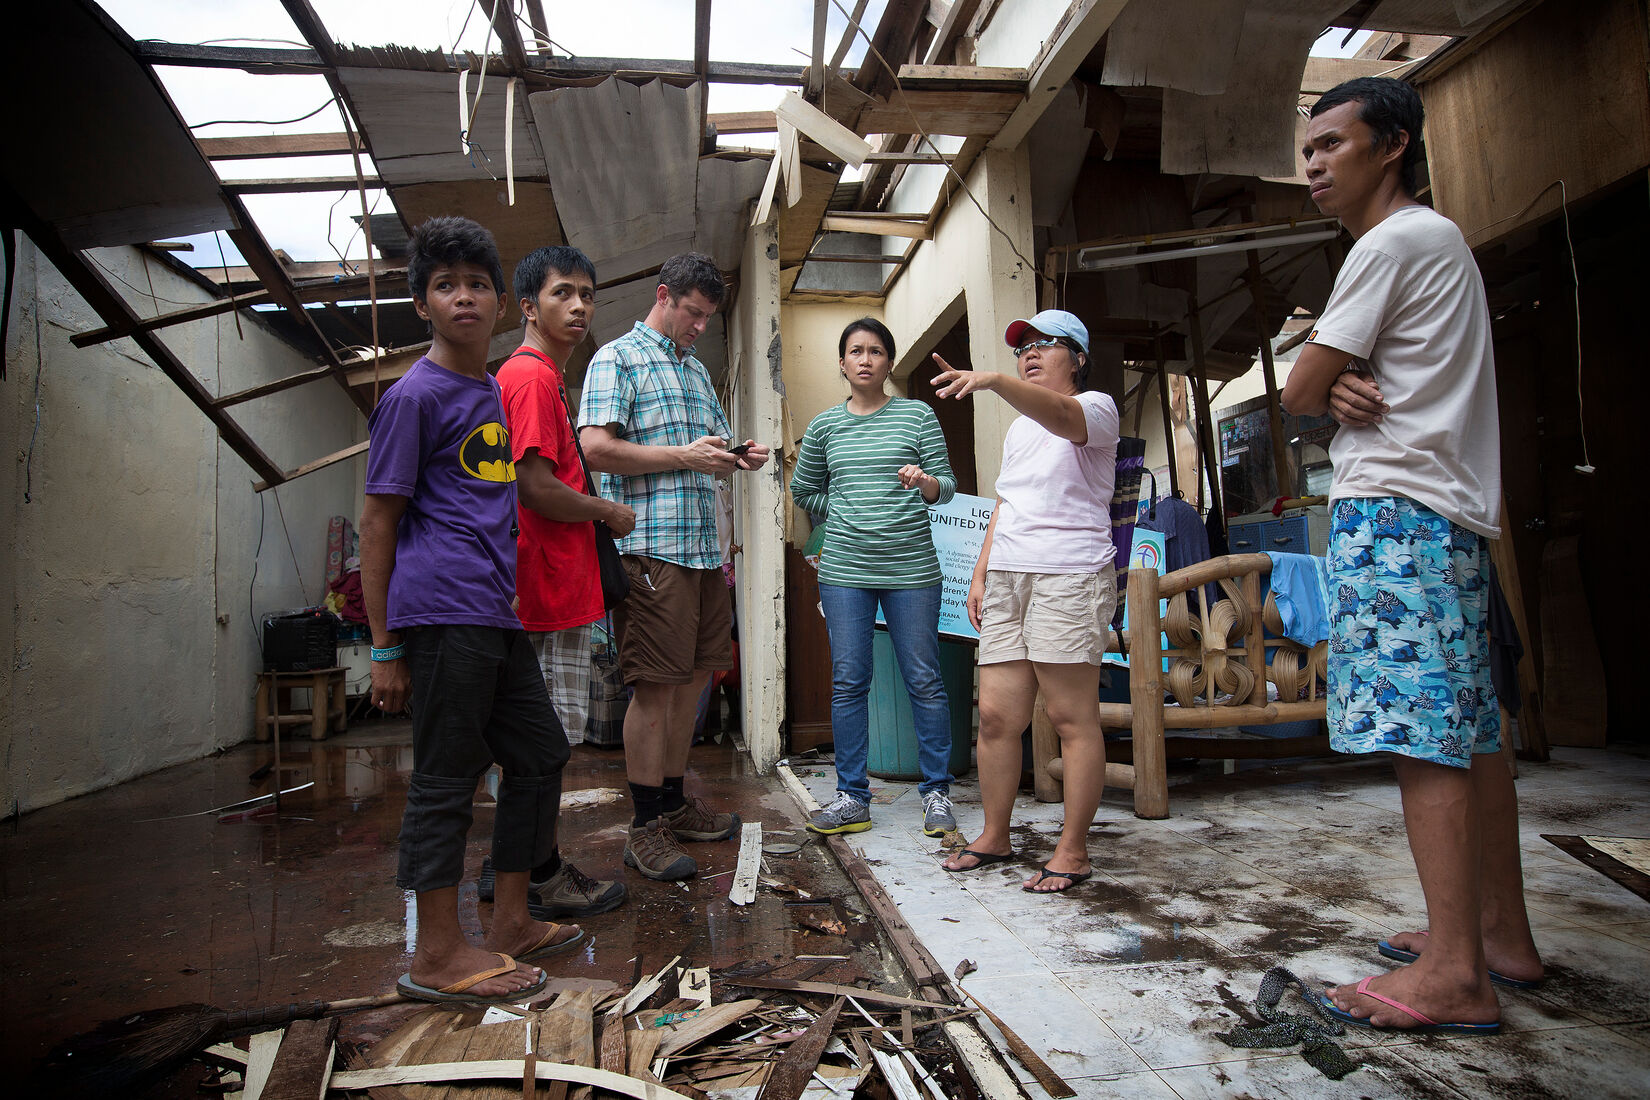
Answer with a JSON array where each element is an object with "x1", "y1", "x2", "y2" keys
[{"x1": 255, "y1": 667, "x2": 348, "y2": 742}]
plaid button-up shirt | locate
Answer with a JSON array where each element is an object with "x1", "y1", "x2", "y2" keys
[{"x1": 577, "y1": 321, "x2": 731, "y2": 569}]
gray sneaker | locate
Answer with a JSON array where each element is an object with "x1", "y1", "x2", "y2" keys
[
  {"x1": 807, "y1": 792, "x2": 872, "y2": 835},
  {"x1": 922, "y1": 790, "x2": 956, "y2": 836}
]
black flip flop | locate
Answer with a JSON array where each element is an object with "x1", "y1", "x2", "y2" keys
[
  {"x1": 1023, "y1": 863, "x2": 1092, "y2": 892},
  {"x1": 943, "y1": 848, "x2": 1016, "y2": 873}
]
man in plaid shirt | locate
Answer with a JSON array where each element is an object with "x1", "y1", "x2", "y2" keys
[{"x1": 578, "y1": 253, "x2": 770, "y2": 881}]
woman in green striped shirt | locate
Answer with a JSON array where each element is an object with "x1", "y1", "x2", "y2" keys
[{"x1": 791, "y1": 318, "x2": 959, "y2": 838}]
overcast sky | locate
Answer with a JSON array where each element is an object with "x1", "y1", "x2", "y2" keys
[{"x1": 99, "y1": 1, "x2": 1367, "y2": 270}]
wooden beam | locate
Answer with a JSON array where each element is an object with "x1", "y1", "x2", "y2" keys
[
  {"x1": 855, "y1": 89, "x2": 1020, "y2": 136},
  {"x1": 480, "y1": 0, "x2": 532, "y2": 74},
  {"x1": 277, "y1": 1, "x2": 340, "y2": 67},
  {"x1": 894, "y1": 63, "x2": 1027, "y2": 91},
  {"x1": 216, "y1": 364, "x2": 340, "y2": 409},
  {"x1": 134, "y1": 39, "x2": 811, "y2": 85},
  {"x1": 198, "y1": 132, "x2": 361, "y2": 160},
  {"x1": 222, "y1": 175, "x2": 383, "y2": 195},
  {"x1": 991, "y1": 0, "x2": 1129, "y2": 151},
  {"x1": 923, "y1": 0, "x2": 984, "y2": 63},
  {"x1": 775, "y1": 92, "x2": 872, "y2": 166},
  {"x1": 862, "y1": 150, "x2": 954, "y2": 163},
  {"x1": 72, "y1": 288, "x2": 275, "y2": 347},
  {"x1": 1299, "y1": 55, "x2": 1417, "y2": 95},
  {"x1": 694, "y1": 0, "x2": 713, "y2": 83},
  {"x1": 819, "y1": 215, "x2": 930, "y2": 239},
  {"x1": 1186, "y1": 302, "x2": 1223, "y2": 521},
  {"x1": 252, "y1": 440, "x2": 370, "y2": 493},
  {"x1": 802, "y1": 253, "x2": 909, "y2": 264},
  {"x1": 132, "y1": 40, "x2": 327, "y2": 72},
  {"x1": 222, "y1": 190, "x2": 373, "y2": 415},
  {"x1": 525, "y1": 0, "x2": 552, "y2": 53},
  {"x1": 851, "y1": 0, "x2": 928, "y2": 101},
  {"x1": 830, "y1": 0, "x2": 872, "y2": 70},
  {"x1": 3, "y1": 187, "x2": 283, "y2": 485},
  {"x1": 708, "y1": 110, "x2": 776, "y2": 134},
  {"x1": 808, "y1": 0, "x2": 828, "y2": 98}
]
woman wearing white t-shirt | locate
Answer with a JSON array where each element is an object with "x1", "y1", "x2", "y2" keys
[{"x1": 929, "y1": 309, "x2": 1120, "y2": 893}]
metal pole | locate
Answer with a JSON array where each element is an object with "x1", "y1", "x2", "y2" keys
[
  {"x1": 1247, "y1": 249, "x2": 1293, "y2": 498},
  {"x1": 1153, "y1": 327, "x2": 1179, "y2": 498}
]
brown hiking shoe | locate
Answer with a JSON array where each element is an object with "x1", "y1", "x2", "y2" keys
[
  {"x1": 661, "y1": 796, "x2": 741, "y2": 842},
  {"x1": 624, "y1": 819, "x2": 697, "y2": 881},
  {"x1": 528, "y1": 860, "x2": 628, "y2": 920}
]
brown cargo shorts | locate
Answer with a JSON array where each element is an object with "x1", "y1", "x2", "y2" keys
[{"x1": 612, "y1": 555, "x2": 734, "y2": 685}]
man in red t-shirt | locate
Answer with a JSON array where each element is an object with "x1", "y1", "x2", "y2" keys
[{"x1": 494, "y1": 245, "x2": 635, "y2": 918}]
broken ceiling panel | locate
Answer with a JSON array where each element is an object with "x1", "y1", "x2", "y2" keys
[
  {"x1": 694, "y1": 157, "x2": 774, "y2": 270},
  {"x1": 1100, "y1": 0, "x2": 1248, "y2": 96},
  {"x1": 5, "y1": 4, "x2": 230, "y2": 248},
  {"x1": 1026, "y1": 83, "x2": 1094, "y2": 227},
  {"x1": 1159, "y1": 1, "x2": 1346, "y2": 177},
  {"x1": 531, "y1": 78, "x2": 702, "y2": 282},
  {"x1": 338, "y1": 67, "x2": 546, "y2": 187},
  {"x1": 1353, "y1": 0, "x2": 1524, "y2": 34}
]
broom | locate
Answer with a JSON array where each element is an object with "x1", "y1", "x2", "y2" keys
[{"x1": 29, "y1": 991, "x2": 406, "y2": 1096}]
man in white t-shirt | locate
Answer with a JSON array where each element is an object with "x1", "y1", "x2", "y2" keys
[{"x1": 1282, "y1": 77, "x2": 1541, "y2": 1036}]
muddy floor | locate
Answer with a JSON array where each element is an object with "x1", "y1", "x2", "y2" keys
[{"x1": 0, "y1": 720, "x2": 904, "y2": 1091}]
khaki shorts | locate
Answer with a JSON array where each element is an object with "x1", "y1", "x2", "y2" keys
[
  {"x1": 976, "y1": 569, "x2": 1118, "y2": 666},
  {"x1": 612, "y1": 555, "x2": 734, "y2": 685}
]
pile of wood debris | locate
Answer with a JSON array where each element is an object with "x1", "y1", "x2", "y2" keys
[{"x1": 192, "y1": 954, "x2": 992, "y2": 1099}]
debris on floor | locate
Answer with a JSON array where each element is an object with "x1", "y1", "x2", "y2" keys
[{"x1": 181, "y1": 955, "x2": 982, "y2": 1099}]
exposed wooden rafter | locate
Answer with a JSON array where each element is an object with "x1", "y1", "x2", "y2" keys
[
  {"x1": 198, "y1": 131, "x2": 363, "y2": 160},
  {"x1": 479, "y1": 0, "x2": 533, "y2": 74},
  {"x1": 2, "y1": 185, "x2": 284, "y2": 486},
  {"x1": 221, "y1": 175, "x2": 385, "y2": 195}
]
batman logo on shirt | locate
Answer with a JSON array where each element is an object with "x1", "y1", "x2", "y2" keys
[{"x1": 459, "y1": 422, "x2": 516, "y2": 483}]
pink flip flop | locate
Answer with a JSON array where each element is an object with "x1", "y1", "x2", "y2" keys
[{"x1": 1320, "y1": 976, "x2": 1501, "y2": 1035}]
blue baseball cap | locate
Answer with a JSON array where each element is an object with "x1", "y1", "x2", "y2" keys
[{"x1": 1004, "y1": 309, "x2": 1089, "y2": 355}]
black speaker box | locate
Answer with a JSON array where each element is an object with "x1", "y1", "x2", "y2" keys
[{"x1": 262, "y1": 609, "x2": 337, "y2": 672}]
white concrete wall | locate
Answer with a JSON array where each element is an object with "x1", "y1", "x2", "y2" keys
[
  {"x1": 1, "y1": 243, "x2": 363, "y2": 815},
  {"x1": 884, "y1": 146, "x2": 1038, "y2": 495}
]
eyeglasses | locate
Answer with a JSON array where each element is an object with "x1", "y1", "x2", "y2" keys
[{"x1": 1013, "y1": 337, "x2": 1062, "y2": 357}]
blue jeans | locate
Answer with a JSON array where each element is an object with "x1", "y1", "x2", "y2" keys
[{"x1": 818, "y1": 582, "x2": 952, "y2": 799}]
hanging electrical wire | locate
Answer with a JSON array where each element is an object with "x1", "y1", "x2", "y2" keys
[{"x1": 188, "y1": 97, "x2": 339, "y2": 130}]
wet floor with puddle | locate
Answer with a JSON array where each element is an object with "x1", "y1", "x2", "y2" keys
[{"x1": 0, "y1": 721, "x2": 894, "y2": 1085}]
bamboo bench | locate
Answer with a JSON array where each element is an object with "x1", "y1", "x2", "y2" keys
[{"x1": 1035, "y1": 553, "x2": 1328, "y2": 819}]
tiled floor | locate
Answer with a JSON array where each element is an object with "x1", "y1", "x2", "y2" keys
[{"x1": 791, "y1": 746, "x2": 1650, "y2": 1098}]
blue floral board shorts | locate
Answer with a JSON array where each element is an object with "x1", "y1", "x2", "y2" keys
[{"x1": 1326, "y1": 497, "x2": 1500, "y2": 768}]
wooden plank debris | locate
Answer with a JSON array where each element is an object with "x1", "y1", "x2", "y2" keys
[
  {"x1": 960, "y1": 987, "x2": 1074, "y2": 1098},
  {"x1": 870, "y1": 1049, "x2": 923, "y2": 1100},
  {"x1": 774, "y1": 93, "x2": 873, "y2": 167},
  {"x1": 754, "y1": 997, "x2": 842, "y2": 1100},
  {"x1": 680, "y1": 967, "x2": 711, "y2": 1010},
  {"x1": 726, "y1": 978, "x2": 957, "y2": 1013},
  {"x1": 243, "y1": 1028, "x2": 284, "y2": 1100},
  {"x1": 600, "y1": 1010, "x2": 628, "y2": 1079},
  {"x1": 330, "y1": 1060, "x2": 690, "y2": 1098},
  {"x1": 260, "y1": 1017, "x2": 339, "y2": 1100},
  {"x1": 623, "y1": 957, "x2": 683, "y2": 1016},
  {"x1": 655, "y1": 999, "x2": 765, "y2": 1058},
  {"x1": 730, "y1": 822, "x2": 764, "y2": 905}
]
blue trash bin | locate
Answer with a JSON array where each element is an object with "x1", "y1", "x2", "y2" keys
[{"x1": 866, "y1": 629, "x2": 974, "y2": 781}]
